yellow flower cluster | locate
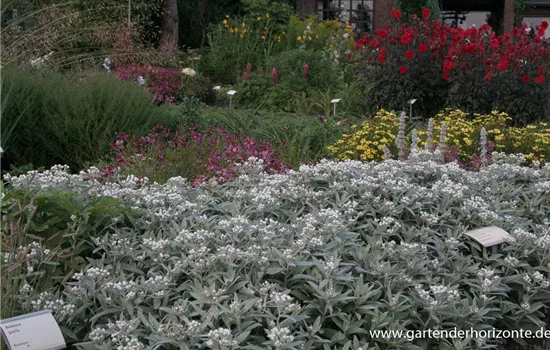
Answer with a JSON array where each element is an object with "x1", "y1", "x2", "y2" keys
[
  {"x1": 327, "y1": 109, "x2": 398, "y2": 161},
  {"x1": 222, "y1": 14, "x2": 277, "y2": 41},
  {"x1": 419, "y1": 109, "x2": 511, "y2": 162},
  {"x1": 504, "y1": 122, "x2": 550, "y2": 163},
  {"x1": 328, "y1": 108, "x2": 550, "y2": 165}
]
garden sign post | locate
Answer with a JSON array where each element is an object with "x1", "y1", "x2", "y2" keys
[
  {"x1": 0, "y1": 310, "x2": 66, "y2": 350},
  {"x1": 464, "y1": 226, "x2": 511, "y2": 255},
  {"x1": 227, "y1": 90, "x2": 237, "y2": 108},
  {"x1": 331, "y1": 98, "x2": 341, "y2": 116}
]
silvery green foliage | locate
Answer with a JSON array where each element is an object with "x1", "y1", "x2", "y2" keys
[
  {"x1": 382, "y1": 145, "x2": 392, "y2": 161},
  {"x1": 5, "y1": 156, "x2": 550, "y2": 350},
  {"x1": 480, "y1": 127, "x2": 488, "y2": 167},
  {"x1": 434, "y1": 122, "x2": 446, "y2": 163},
  {"x1": 410, "y1": 129, "x2": 418, "y2": 154},
  {"x1": 396, "y1": 112, "x2": 407, "y2": 161},
  {"x1": 426, "y1": 118, "x2": 434, "y2": 151}
]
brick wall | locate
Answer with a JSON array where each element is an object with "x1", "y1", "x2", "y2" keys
[
  {"x1": 373, "y1": 0, "x2": 396, "y2": 30},
  {"x1": 296, "y1": 0, "x2": 317, "y2": 17},
  {"x1": 502, "y1": 0, "x2": 516, "y2": 33}
]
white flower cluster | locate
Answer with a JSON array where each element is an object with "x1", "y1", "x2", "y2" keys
[
  {"x1": 74, "y1": 267, "x2": 110, "y2": 281},
  {"x1": 415, "y1": 284, "x2": 460, "y2": 309},
  {"x1": 90, "y1": 320, "x2": 144, "y2": 350},
  {"x1": 477, "y1": 268, "x2": 501, "y2": 293},
  {"x1": 206, "y1": 328, "x2": 236, "y2": 347},
  {"x1": 266, "y1": 326, "x2": 295, "y2": 347},
  {"x1": 29, "y1": 292, "x2": 75, "y2": 321}
]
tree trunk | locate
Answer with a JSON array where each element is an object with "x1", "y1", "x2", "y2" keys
[{"x1": 159, "y1": 0, "x2": 179, "y2": 55}]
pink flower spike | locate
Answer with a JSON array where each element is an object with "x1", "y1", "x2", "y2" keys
[{"x1": 272, "y1": 68, "x2": 277, "y2": 86}]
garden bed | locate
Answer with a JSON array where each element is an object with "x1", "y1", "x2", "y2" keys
[{"x1": 2, "y1": 152, "x2": 550, "y2": 349}]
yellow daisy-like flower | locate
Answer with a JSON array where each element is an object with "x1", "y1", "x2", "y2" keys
[
  {"x1": 261, "y1": 35, "x2": 266, "y2": 40},
  {"x1": 297, "y1": 36, "x2": 302, "y2": 41},
  {"x1": 266, "y1": 13, "x2": 270, "y2": 19},
  {"x1": 241, "y1": 22, "x2": 246, "y2": 27},
  {"x1": 226, "y1": 14, "x2": 230, "y2": 18},
  {"x1": 308, "y1": 36, "x2": 312, "y2": 40},
  {"x1": 257, "y1": 16, "x2": 262, "y2": 21},
  {"x1": 234, "y1": 28, "x2": 239, "y2": 33},
  {"x1": 229, "y1": 28, "x2": 234, "y2": 33},
  {"x1": 223, "y1": 19, "x2": 228, "y2": 25},
  {"x1": 240, "y1": 34, "x2": 244, "y2": 39}
]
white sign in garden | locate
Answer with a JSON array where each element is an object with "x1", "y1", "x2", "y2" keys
[
  {"x1": 0, "y1": 310, "x2": 66, "y2": 350},
  {"x1": 464, "y1": 226, "x2": 511, "y2": 247}
]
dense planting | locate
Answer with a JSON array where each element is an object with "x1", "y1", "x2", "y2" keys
[
  {"x1": 358, "y1": 8, "x2": 550, "y2": 124},
  {"x1": 3, "y1": 151, "x2": 550, "y2": 349},
  {"x1": 101, "y1": 125, "x2": 291, "y2": 185},
  {"x1": 328, "y1": 109, "x2": 550, "y2": 167}
]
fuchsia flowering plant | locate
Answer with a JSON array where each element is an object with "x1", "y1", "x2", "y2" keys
[
  {"x1": 114, "y1": 66, "x2": 182, "y2": 104},
  {"x1": 98, "y1": 125, "x2": 291, "y2": 185}
]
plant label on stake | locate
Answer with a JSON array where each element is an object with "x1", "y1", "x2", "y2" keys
[
  {"x1": 0, "y1": 310, "x2": 66, "y2": 350},
  {"x1": 464, "y1": 226, "x2": 510, "y2": 247},
  {"x1": 227, "y1": 90, "x2": 237, "y2": 108},
  {"x1": 408, "y1": 99, "x2": 417, "y2": 120},
  {"x1": 331, "y1": 99, "x2": 341, "y2": 116}
]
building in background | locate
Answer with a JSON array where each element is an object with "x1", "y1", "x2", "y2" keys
[
  {"x1": 296, "y1": 0, "x2": 516, "y2": 34},
  {"x1": 521, "y1": 0, "x2": 550, "y2": 37}
]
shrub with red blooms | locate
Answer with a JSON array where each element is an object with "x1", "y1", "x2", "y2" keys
[
  {"x1": 99, "y1": 125, "x2": 291, "y2": 185},
  {"x1": 114, "y1": 66, "x2": 182, "y2": 104},
  {"x1": 357, "y1": 9, "x2": 550, "y2": 125}
]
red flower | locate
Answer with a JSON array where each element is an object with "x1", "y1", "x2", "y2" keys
[
  {"x1": 521, "y1": 74, "x2": 530, "y2": 83},
  {"x1": 405, "y1": 50, "x2": 415, "y2": 59},
  {"x1": 399, "y1": 65, "x2": 408, "y2": 74},
  {"x1": 484, "y1": 74, "x2": 492, "y2": 82},
  {"x1": 370, "y1": 38, "x2": 380, "y2": 48},
  {"x1": 303, "y1": 64, "x2": 309, "y2": 78},
  {"x1": 390, "y1": 8, "x2": 402, "y2": 21},
  {"x1": 443, "y1": 59, "x2": 455, "y2": 71},
  {"x1": 542, "y1": 20, "x2": 549, "y2": 29},
  {"x1": 422, "y1": 8, "x2": 431, "y2": 19},
  {"x1": 490, "y1": 39, "x2": 499, "y2": 49},
  {"x1": 443, "y1": 72, "x2": 450, "y2": 81},
  {"x1": 539, "y1": 65, "x2": 545, "y2": 74},
  {"x1": 375, "y1": 29, "x2": 389, "y2": 38},
  {"x1": 419, "y1": 43, "x2": 428, "y2": 53},
  {"x1": 400, "y1": 34, "x2": 413, "y2": 45},
  {"x1": 357, "y1": 38, "x2": 366, "y2": 46},
  {"x1": 536, "y1": 75, "x2": 545, "y2": 84},
  {"x1": 378, "y1": 51, "x2": 386, "y2": 63},
  {"x1": 497, "y1": 60, "x2": 509, "y2": 71}
]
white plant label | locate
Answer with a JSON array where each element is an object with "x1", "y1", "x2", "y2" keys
[
  {"x1": 464, "y1": 226, "x2": 510, "y2": 247},
  {"x1": 0, "y1": 310, "x2": 66, "y2": 350},
  {"x1": 330, "y1": 98, "x2": 341, "y2": 103},
  {"x1": 227, "y1": 90, "x2": 237, "y2": 96}
]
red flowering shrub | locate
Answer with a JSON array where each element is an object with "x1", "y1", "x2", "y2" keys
[
  {"x1": 101, "y1": 125, "x2": 291, "y2": 185},
  {"x1": 358, "y1": 8, "x2": 550, "y2": 125},
  {"x1": 114, "y1": 66, "x2": 182, "y2": 104}
]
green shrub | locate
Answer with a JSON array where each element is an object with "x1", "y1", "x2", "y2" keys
[
  {"x1": 1, "y1": 183, "x2": 140, "y2": 320},
  {"x1": 1, "y1": 66, "x2": 164, "y2": 171},
  {"x1": 268, "y1": 49, "x2": 339, "y2": 90},
  {"x1": 202, "y1": 108, "x2": 353, "y2": 166}
]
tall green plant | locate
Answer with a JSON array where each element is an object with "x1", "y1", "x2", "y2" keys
[
  {"x1": 1, "y1": 66, "x2": 163, "y2": 171},
  {"x1": 397, "y1": 0, "x2": 441, "y2": 20},
  {"x1": 0, "y1": 79, "x2": 23, "y2": 158}
]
